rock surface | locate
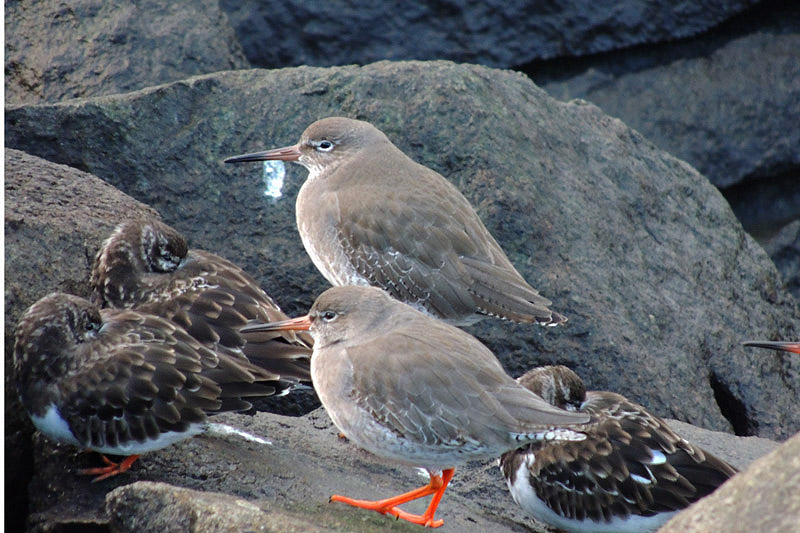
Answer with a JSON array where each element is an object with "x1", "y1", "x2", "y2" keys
[
  {"x1": 25, "y1": 407, "x2": 780, "y2": 533},
  {"x1": 534, "y1": 2, "x2": 800, "y2": 193},
  {"x1": 219, "y1": 0, "x2": 758, "y2": 68},
  {"x1": 763, "y1": 220, "x2": 800, "y2": 302},
  {"x1": 661, "y1": 430, "x2": 800, "y2": 533},
  {"x1": 6, "y1": 61, "x2": 799, "y2": 442},
  {"x1": 4, "y1": 149, "x2": 161, "y2": 533},
  {"x1": 4, "y1": 0, "x2": 248, "y2": 105}
]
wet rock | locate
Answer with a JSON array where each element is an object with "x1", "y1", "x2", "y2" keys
[{"x1": 4, "y1": 0, "x2": 248, "y2": 105}]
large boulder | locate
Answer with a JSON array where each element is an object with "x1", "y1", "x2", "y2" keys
[
  {"x1": 4, "y1": 0, "x2": 248, "y2": 105},
  {"x1": 535, "y1": 3, "x2": 800, "y2": 193},
  {"x1": 6, "y1": 61, "x2": 799, "y2": 441},
  {"x1": 219, "y1": 0, "x2": 758, "y2": 68},
  {"x1": 661, "y1": 430, "x2": 800, "y2": 533}
]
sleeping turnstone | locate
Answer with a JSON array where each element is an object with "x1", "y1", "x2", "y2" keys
[
  {"x1": 90, "y1": 218, "x2": 312, "y2": 394},
  {"x1": 225, "y1": 117, "x2": 566, "y2": 327},
  {"x1": 241, "y1": 286, "x2": 588, "y2": 527},
  {"x1": 13, "y1": 293, "x2": 283, "y2": 481},
  {"x1": 500, "y1": 365, "x2": 737, "y2": 533}
]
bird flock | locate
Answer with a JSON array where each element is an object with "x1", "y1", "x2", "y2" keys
[{"x1": 14, "y1": 117, "x2": 793, "y2": 531}]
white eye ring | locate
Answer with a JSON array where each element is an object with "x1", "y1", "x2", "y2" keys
[
  {"x1": 316, "y1": 140, "x2": 334, "y2": 152},
  {"x1": 320, "y1": 310, "x2": 337, "y2": 322}
]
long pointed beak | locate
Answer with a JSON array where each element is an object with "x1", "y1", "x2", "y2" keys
[
  {"x1": 241, "y1": 315, "x2": 312, "y2": 333},
  {"x1": 743, "y1": 340, "x2": 800, "y2": 354},
  {"x1": 224, "y1": 144, "x2": 302, "y2": 163}
]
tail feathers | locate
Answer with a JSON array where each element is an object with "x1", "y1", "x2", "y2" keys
[{"x1": 461, "y1": 257, "x2": 567, "y2": 326}]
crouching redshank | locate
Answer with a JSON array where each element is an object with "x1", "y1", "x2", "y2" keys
[
  {"x1": 242, "y1": 286, "x2": 589, "y2": 527},
  {"x1": 226, "y1": 117, "x2": 567, "y2": 327}
]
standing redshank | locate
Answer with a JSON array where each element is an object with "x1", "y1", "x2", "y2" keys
[
  {"x1": 743, "y1": 340, "x2": 800, "y2": 354},
  {"x1": 225, "y1": 117, "x2": 566, "y2": 327},
  {"x1": 91, "y1": 218, "x2": 312, "y2": 394},
  {"x1": 500, "y1": 365, "x2": 737, "y2": 533},
  {"x1": 13, "y1": 293, "x2": 281, "y2": 481},
  {"x1": 242, "y1": 286, "x2": 588, "y2": 527}
]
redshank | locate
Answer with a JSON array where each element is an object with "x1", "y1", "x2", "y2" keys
[
  {"x1": 91, "y1": 218, "x2": 312, "y2": 393},
  {"x1": 225, "y1": 117, "x2": 566, "y2": 327},
  {"x1": 241, "y1": 285, "x2": 588, "y2": 527},
  {"x1": 743, "y1": 340, "x2": 800, "y2": 354},
  {"x1": 500, "y1": 365, "x2": 737, "y2": 532},
  {"x1": 13, "y1": 292, "x2": 281, "y2": 481}
]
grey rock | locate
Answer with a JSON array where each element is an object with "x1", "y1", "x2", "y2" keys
[
  {"x1": 25, "y1": 408, "x2": 778, "y2": 533},
  {"x1": 219, "y1": 0, "x2": 758, "y2": 68},
  {"x1": 763, "y1": 220, "x2": 800, "y2": 302},
  {"x1": 6, "y1": 61, "x2": 799, "y2": 440},
  {"x1": 536, "y1": 1, "x2": 800, "y2": 191},
  {"x1": 105, "y1": 482, "x2": 323, "y2": 533},
  {"x1": 4, "y1": 149, "x2": 160, "y2": 533},
  {"x1": 4, "y1": 0, "x2": 248, "y2": 105},
  {"x1": 661, "y1": 430, "x2": 800, "y2": 533}
]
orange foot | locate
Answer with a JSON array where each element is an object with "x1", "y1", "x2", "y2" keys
[
  {"x1": 78, "y1": 454, "x2": 140, "y2": 482},
  {"x1": 330, "y1": 468, "x2": 455, "y2": 528}
]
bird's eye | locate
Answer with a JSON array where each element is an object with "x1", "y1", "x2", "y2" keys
[
  {"x1": 321, "y1": 311, "x2": 337, "y2": 322},
  {"x1": 316, "y1": 140, "x2": 334, "y2": 152}
]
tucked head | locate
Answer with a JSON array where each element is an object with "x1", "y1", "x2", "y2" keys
[
  {"x1": 14, "y1": 293, "x2": 103, "y2": 393},
  {"x1": 91, "y1": 218, "x2": 187, "y2": 307},
  {"x1": 517, "y1": 365, "x2": 586, "y2": 411},
  {"x1": 224, "y1": 117, "x2": 391, "y2": 176}
]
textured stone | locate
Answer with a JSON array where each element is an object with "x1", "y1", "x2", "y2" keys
[
  {"x1": 4, "y1": 0, "x2": 248, "y2": 105},
  {"x1": 6, "y1": 61, "x2": 799, "y2": 441},
  {"x1": 661, "y1": 430, "x2": 800, "y2": 533},
  {"x1": 219, "y1": 0, "x2": 758, "y2": 68},
  {"x1": 535, "y1": 1, "x2": 800, "y2": 191},
  {"x1": 106, "y1": 482, "x2": 323, "y2": 533},
  {"x1": 763, "y1": 219, "x2": 800, "y2": 302}
]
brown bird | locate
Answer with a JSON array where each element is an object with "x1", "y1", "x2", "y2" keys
[
  {"x1": 743, "y1": 340, "x2": 800, "y2": 354},
  {"x1": 500, "y1": 365, "x2": 737, "y2": 533},
  {"x1": 90, "y1": 218, "x2": 312, "y2": 394},
  {"x1": 13, "y1": 293, "x2": 280, "y2": 481},
  {"x1": 242, "y1": 286, "x2": 588, "y2": 527},
  {"x1": 225, "y1": 117, "x2": 566, "y2": 327}
]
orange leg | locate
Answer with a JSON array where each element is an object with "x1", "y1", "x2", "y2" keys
[
  {"x1": 78, "y1": 454, "x2": 140, "y2": 482},
  {"x1": 330, "y1": 468, "x2": 455, "y2": 528}
]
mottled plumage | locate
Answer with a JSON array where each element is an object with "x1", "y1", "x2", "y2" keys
[
  {"x1": 243, "y1": 286, "x2": 588, "y2": 527},
  {"x1": 90, "y1": 218, "x2": 312, "y2": 394},
  {"x1": 225, "y1": 117, "x2": 566, "y2": 326},
  {"x1": 13, "y1": 293, "x2": 282, "y2": 480},
  {"x1": 500, "y1": 366, "x2": 737, "y2": 533}
]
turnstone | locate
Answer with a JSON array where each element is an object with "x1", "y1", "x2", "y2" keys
[
  {"x1": 90, "y1": 218, "x2": 312, "y2": 394},
  {"x1": 242, "y1": 286, "x2": 588, "y2": 527},
  {"x1": 500, "y1": 365, "x2": 737, "y2": 533},
  {"x1": 13, "y1": 292, "x2": 283, "y2": 481},
  {"x1": 225, "y1": 117, "x2": 566, "y2": 327}
]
